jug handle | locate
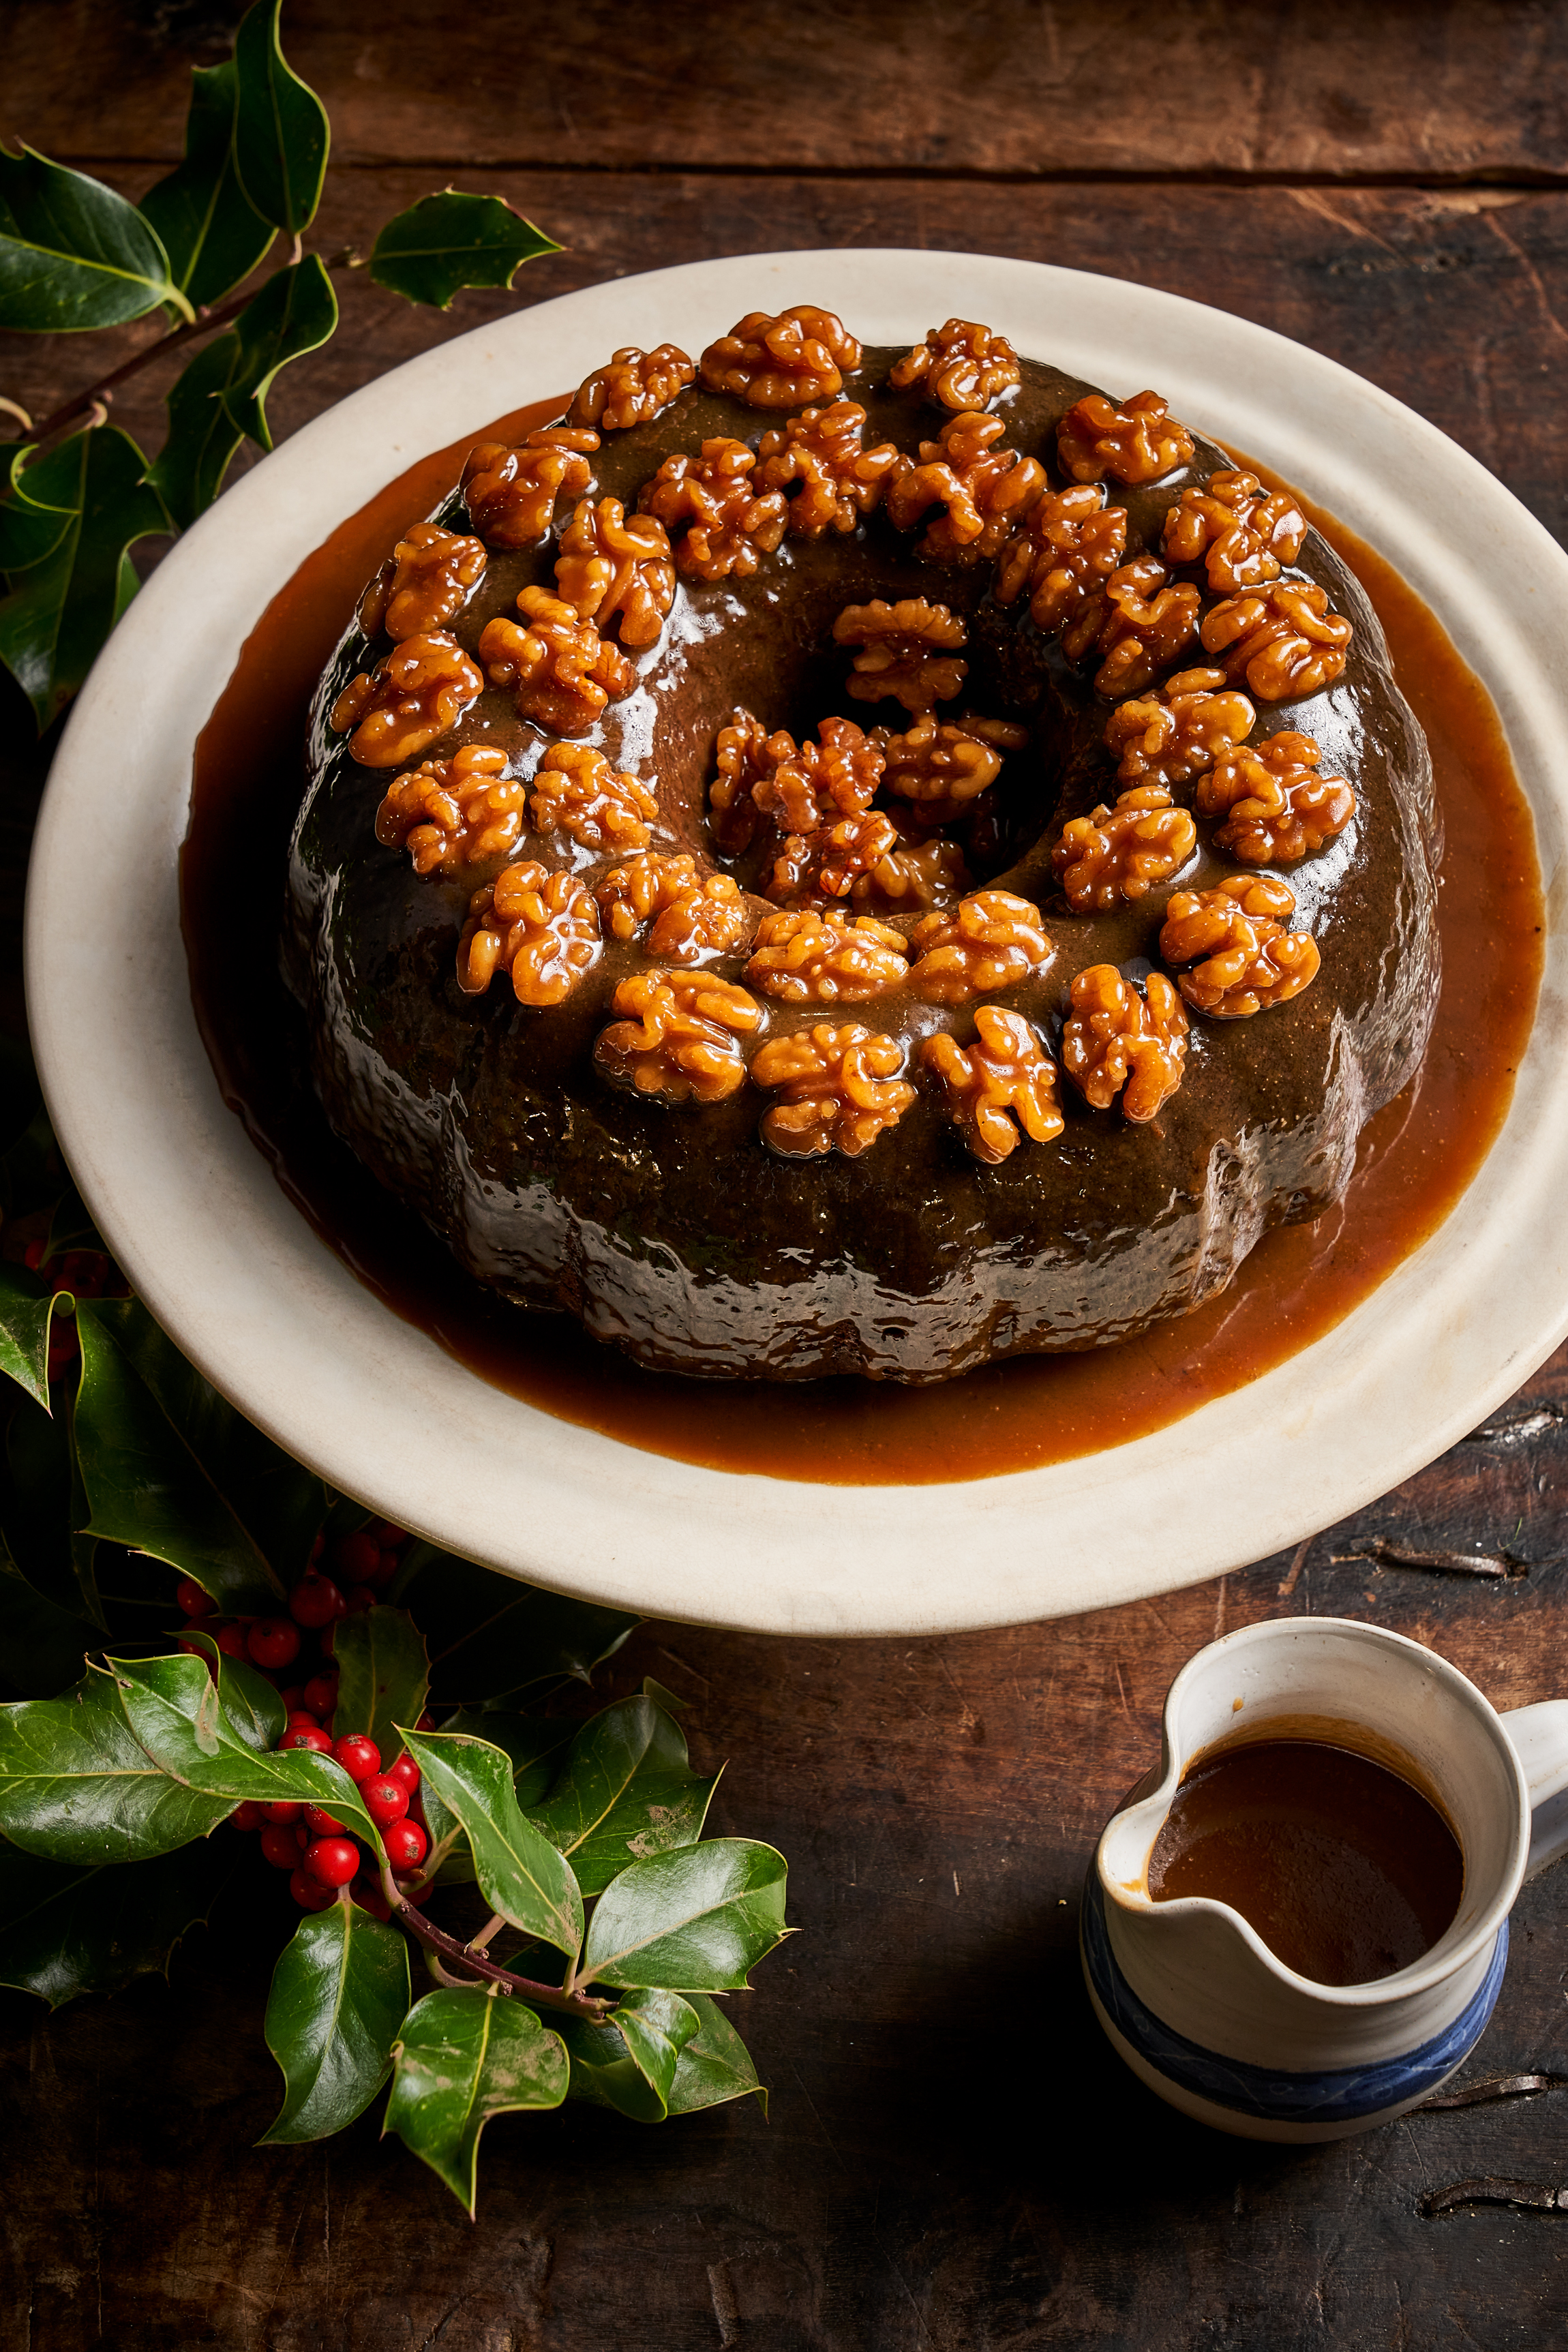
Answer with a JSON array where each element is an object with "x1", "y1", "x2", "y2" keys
[{"x1": 1501, "y1": 1702, "x2": 1568, "y2": 1878}]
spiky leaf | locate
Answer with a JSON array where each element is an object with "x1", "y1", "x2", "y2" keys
[
  {"x1": 0, "y1": 145, "x2": 188, "y2": 331},
  {"x1": 399, "y1": 1728, "x2": 582, "y2": 1959},
  {"x1": 331, "y1": 1607, "x2": 427, "y2": 1772},
  {"x1": 260, "y1": 1897, "x2": 410, "y2": 2143},
  {"x1": 137, "y1": 61, "x2": 275, "y2": 312},
  {"x1": 0, "y1": 1670, "x2": 232, "y2": 1861},
  {"x1": 528, "y1": 1693, "x2": 720, "y2": 1896},
  {"x1": 386, "y1": 1989, "x2": 567, "y2": 2215},
  {"x1": 581, "y1": 1840, "x2": 790, "y2": 1993},
  {"x1": 232, "y1": 0, "x2": 329, "y2": 237},
  {"x1": 0, "y1": 1835, "x2": 232, "y2": 2006},
  {"x1": 367, "y1": 190, "x2": 558, "y2": 309}
]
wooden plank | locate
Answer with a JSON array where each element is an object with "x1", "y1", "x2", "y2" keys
[{"x1": 5, "y1": 0, "x2": 1568, "y2": 182}]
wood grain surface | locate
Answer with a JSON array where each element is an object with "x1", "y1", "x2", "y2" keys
[{"x1": 3, "y1": 5, "x2": 1568, "y2": 2345}]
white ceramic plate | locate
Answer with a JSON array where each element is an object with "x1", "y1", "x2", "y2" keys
[{"x1": 24, "y1": 250, "x2": 1568, "y2": 1638}]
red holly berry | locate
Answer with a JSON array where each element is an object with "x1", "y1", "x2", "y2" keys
[
  {"x1": 376, "y1": 1522, "x2": 409, "y2": 1546},
  {"x1": 280, "y1": 1724, "x2": 333, "y2": 1755},
  {"x1": 288, "y1": 1572, "x2": 344, "y2": 1629},
  {"x1": 332, "y1": 1734, "x2": 380, "y2": 1783},
  {"x1": 387, "y1": 1753, "x2": 421, "y2": 1796},
  {"x1": 247, "y1": 1618, "x2": 301, "y2": 1672},
  {"x1": 360, "y1": 1774, "x2": 409, "y2": 1828},
  {"x1": 21, "y1": 1235, "x2": 44, "y2": 1271},
  {"x1": 303, "y1": 1803, "x2": 342, "y2": 1835},
  {"x1": 260, "y1": 1824, "x2": 303, "y2": 1869},
  {"x1": 318, "y1": 1620, "x2": 336, "y2": 1657},
  {"x1": 290, "y1": 1867, "x2": 336, "y2": 1911},
  {"x1": 214, "y1": 1624, "x2": 247, "y2": 1659},
  {"x1": 305, "y1": 1837, "x2": 360, "y2": 1888},
  {"x1": 301, "y1": 1674, "x2": 338, "y2": 1717},
  {"x1": 333, "y1": 1529, "x2": 382, "y2": 1584},
  {"x1": 364, "y1": 1549, "x2": 400, "y2": 1588},
  {"x1": 310, "y1": 1531, "x2": 326, "y2": 1563},
  {"x1": 263, "y1": 1800, "x2": 302, "y2": 1824},
  {"x1": 279, "y1": 1685, "x2": 306, "y2": 1713},
  {"x1": 230, "y1": 1801, "x2": 266, "y2": 1832},
  {"x1": 383, "y1": 1818, "x2": 428, "y2": 1873},
  {"x1": 343, "y1": 1584, "x2": 376, "y2": 1614},
  {"x1": 286, "y1": 1711, "x2": 320, "y2": 1736},
  {"x1": 416, "y1": 1712, "x2": 436, "y2": 1733},
  {"x1": 175, "y1": 1578, "x2": 213, "y2": 1618}
]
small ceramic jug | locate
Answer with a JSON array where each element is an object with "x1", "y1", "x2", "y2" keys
[{"x1": 1083, "y1": 1616, "x2": 1568, "y2": 2142}]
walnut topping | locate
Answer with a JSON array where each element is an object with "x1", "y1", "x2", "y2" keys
[
  {"x1": 1194, "y1": 729, "x2": 1356, "y2": 864},
  {"x1": 478, "y1": 588, "x2": 636, "y2": 738},
  {"x1": 1161, "y1": 470, "x2": 1308, "y2": 593},
  {"x1": 745, "y1": 907, "x2": 909, "y2": 1002},
  {"x1": 834, "y1": 599, "x2": 967, "y2": 714},
  {"x1": 457, "y1": 861, "x2": 601, "y2": 1006},
  {"x1": 359, "y1": 524, "x2": 487, "y2": 644},
  {"x1": 566, "y1": 344, "x2": 695, "y2": 432},
  {"x1": 593, "y1": 969, "x2": 763, "y2": 1104},
  {"x1": 1061, "y1": 556, "x2": 1201, "y2": 699},
  {"x1": 764, "y1": 810, "x2": 902, "y2": 905},
  {"x1": 1056, "y1": 391, "x2": 1194, "y2": 487},
  {"x1": 908, "y1": 890, "x2": 1053, "y2": 1003},
  {"x1": 1104, "y1": 666, "x2": 1256, "y2": 791},
  {"x1": 528, "y1": 743, "x2": 660, "y2": 853},
  {"x1": 993, "y1": 485, "x2": 1128, "y2": 633},
  {"x1": 708, "y1": 710, "x2": 794, "y2": 856},
  {"x1": 1200, "y1": 582, "x2": 1353, "y2": 700},
  {"x1": 878, "y1": 710, "x2": 1024, "y2": 808},
  {"x1": 699, "y1": 306, "x2": 862, "y2": 409},
  {"x1": 885, "y1": 410, "x2": 1046, "y2": 562},
  {"x1": 922, "y1": 1008, "x2": 1064, "y2": 1164},
  {"x1": 329, "y1": 632, "x2": 483, "y2": 768},
  {"x1": 751, "y1": 716, "x2": 884, "y2": 833},
  {"x1": 461, "y1": 429, "x2": 599, "y2": 547},
  {"x1": 849, "y1": 831, "x2": 970, "y2": 915},
  {"x1": 637, "y1": 439, "x2": 788, "y2": 582},
  {"x1": 754, "y1": 402, "x2": 902, "y2": 537},
  {"x1": 890, "y1": 319, "x2": 1021, "y2": 412},
  {"x1": 374, "y1": 745, "x2": 524, "y2": 874},
  {"x1": 1061, "y1": 965, "x2": 1188, "y2": 1121},
  {"x1": 594, "y1": 852, "x2": 755, "y2": 963},
  {"x1": 1051, "y1": 785, "x2": 1198, "y2": 911},
  {"x1": 1160, "y1": 875, "x2": 1321, "y2": 1018},
  {"x1": 553, "y1": 497, "x2": 676, "y2": 646},
  {"x1": 753, "y1": 1024, "x2": 915, "y2": 1158}
]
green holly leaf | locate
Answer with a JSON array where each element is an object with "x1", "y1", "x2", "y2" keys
[
  {"x1": 147, "y1": 254, "x2": 337, "y2": 529},
  {"x1": 399, "y1": 1728, "x2": 582, "y2": 1959},
  {"x1": 232, "y1": 0, "x2": 329, "y2": 237},
  {"x1": 3, "y1": 1387, "x2": 103, "y2": 1628},
  {"x1": 665, "y1": 1991, "x2": 768, "y2": 2118},
  {"x1": 0, "y1": 145, "x2": 191, "y2": 331},
  {"x1": 104, "y1": 1653, "x2": 381, "y2": 1848},
  {"x1": 528, "y1": 1694, "x2": 721, "y2": 1897},
  {"x1": 386, "y1": 1989, "x2": 567, "y2": 2216},
  {"x1": 367, "y1": 190, "x2": 559, "y2": 310},
  {"x1": 556, "y1": 1985, "x2": 699, "y2": 2123},
  {"x1": 0, "y1": 424, "x2": 169, "y2": 729},
  {"x1": 0, "y1": 1554, "x2": 96, "y2": 1701},
  {"x1": 581, "y1": 1841, "x2": 791, "y2": 1993},
  {"x1": 398, "y1": 1546, "x2": 638, "y2": 1706},
  {"x1": 0, "y1": 1261, "x2": 61, "y2": 1410},
  {"x1": 179, "y1": 1627, "x2": 286, "y2": 1753},
  {"x1": 0, "y1": 1671, "x2": 232, "y2": 1862},
  {"x1": 417, "y1": 1711, "x2": 569, "y2": 1884},
  {"x1": 331, "y1": 1607, "x2": 427, "y2": 1772},
  {"x1": 137, "y1": 61, "x2": 275, "y2": 312},
  {"x1": 259, "y1": 1897, "x2": 410, "y2": 2143},
  {"x1": 0, "y1": 442, "x2": 76, "y2": 573},
  {"x1": 74, "y1": 1297, "x2": 318, "y2": 1613},
  {"x1": 0, "y1": 1834, "x2": 232, "y2": 2006}
]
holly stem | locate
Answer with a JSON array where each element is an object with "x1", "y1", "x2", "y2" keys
[{"x1": 377, "y1": 1856, "x2": 609, "y2": 2021}]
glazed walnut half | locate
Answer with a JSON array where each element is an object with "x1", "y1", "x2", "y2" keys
[
  {"x1": 699, "y1": 306, "x2": 863, "y2": 408},
  {"x1": 885, "y1": 410, "x2": 1046, "y2": 563},
  {"x1": 1161, "y1": 470, "x2": 1308, "y2": 593},
  {"x1": 890, "y1": 318, "x2": 1021, "y2": 412},
  {"x1": 639, "y1": 439, "x2": 788, "y2": 582},
  {"x1": 908, "y1": 890, "x2": 1053, "y2": 1003},
  {"x1": 1056, "y1": 391, "x2": 1194, "y2": 487},
  {"x1": 457, "y1": 862, "x2": 601, "y2": 1006},
  {"x1": 462, "y1": 429, "x2": 599, "y2": 547},
  {"x1": 478, "y1": 589, "x2": 636, "y2": 738},
  {"x1": 1194, "y1": 729, "x2": 1356, "y2": 864},
  {"x1": 554, "y1": 497, "x2": 676, "y2": 646},
  {"x1": 1200, "y1": 582, "x2": 1353, "y2": 701},
  {"x1": 359, "y1": 523, "x2": 487, "y2": 643},
  {"x1": 755, "y1": 402, "x2": 903, "y2": 537},
  {"x1": 594, "y1": 969, "x2": 764, "y2": 1104},
  {"x1": 1061, "y1": 965, "x2": 1188, "y2": 1122},
  {"x1": 529, "y1": 743, "x2": 660, "y2": 854},
  {"x1": 1061, "y1": 556, "x2": 1201, "y2": 701},
  {"x1": 374, "y1": 744, "x2": 525, "y2": 874},
  {"x1": 329, "y1": 633, "x2": 483, "y2": 768},
  {"x1": 567, "y1": 344, "x2": 695, "y2": 432},
  {"x1": 595, "y1": 852, "x2": 755, "y2": 963},
  {"x1": 1051, "y1": 785, "x2": 1197, "y2": 911},
  {"x1": 1103, "y1": 667, "x2": 1255, "y2": 792},
  {"x1": 922, "y1": 1008, "x2": 1064, "y2": 1165},
  {"x1": 753, "y1": 1024, "x2": 916, "y2": 1158},
  {"x1": 1159, "y1": 875, "x2": 1321, "y2": 1018},
  {"x1": 993, "y1": 485, "x2": 1128, "y2": 634},
  {"x1": 834, "y1": 599, "x2": 967, "y2": 715},
  {"x1": 745, "y1": 907, "x2": 909, "y2": 1002}
]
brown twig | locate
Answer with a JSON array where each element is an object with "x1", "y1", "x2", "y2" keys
[
  {"x1": 1419, "y1": 2071, "x2": 1559, "y2": 2110},
  {"x1": 1421, "y1": 2176, "x2": 1568, "y2": 2216},
  {"x1": 376, "y1": 1856, "x2": 610, "y2": 2021},
  {"x1": 1329, "y1": 1535, "x2": 1531, "y2": 1580}
]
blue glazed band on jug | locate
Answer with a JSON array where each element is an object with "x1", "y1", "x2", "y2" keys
[{"x1": 1084, "y1": 1618, "x2": 1568, "y2": 2144}]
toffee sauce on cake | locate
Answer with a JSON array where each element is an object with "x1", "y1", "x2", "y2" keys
[{"x1": 183, "y1": 398, "x2": 1543, "y2": 1486}]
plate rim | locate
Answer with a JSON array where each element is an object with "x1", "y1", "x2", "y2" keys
[{"x1": 22, "y1": 245, "x2": 1568, "y2": 1638}]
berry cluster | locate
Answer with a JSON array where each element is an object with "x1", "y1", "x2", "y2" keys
[{"x1": 177, "y1": 1525, "x2": 433, "y2": 1908}]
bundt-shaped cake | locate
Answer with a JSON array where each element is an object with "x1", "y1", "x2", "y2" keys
[{"x1": 283, "y1": 305, "x2": 1440, "y2": 1382}]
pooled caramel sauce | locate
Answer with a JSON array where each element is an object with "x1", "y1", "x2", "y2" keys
[
  {"x1": 1147, "y1": 1734, "x2": 1464, "y2": 1985},
  {"x1": 183, "y1": 403, "x2": 1543, "y2": 1486}
]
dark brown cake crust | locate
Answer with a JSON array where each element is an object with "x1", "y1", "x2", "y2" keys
[{"x1": 283, "y1": 345, "x2": 1440, "y2": 1382}]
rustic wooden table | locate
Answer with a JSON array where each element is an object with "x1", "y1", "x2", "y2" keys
[{"x1": 4, "y1": 4, "x2": 1568, "y2": 2344}]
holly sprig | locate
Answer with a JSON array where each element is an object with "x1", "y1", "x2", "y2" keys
[
  {"x1": 0, "y1": 1047, "x2": 789, "y2": 2213},
  {"x1": 0, "y1": 0, "x2": 559, "y2": 729}
]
